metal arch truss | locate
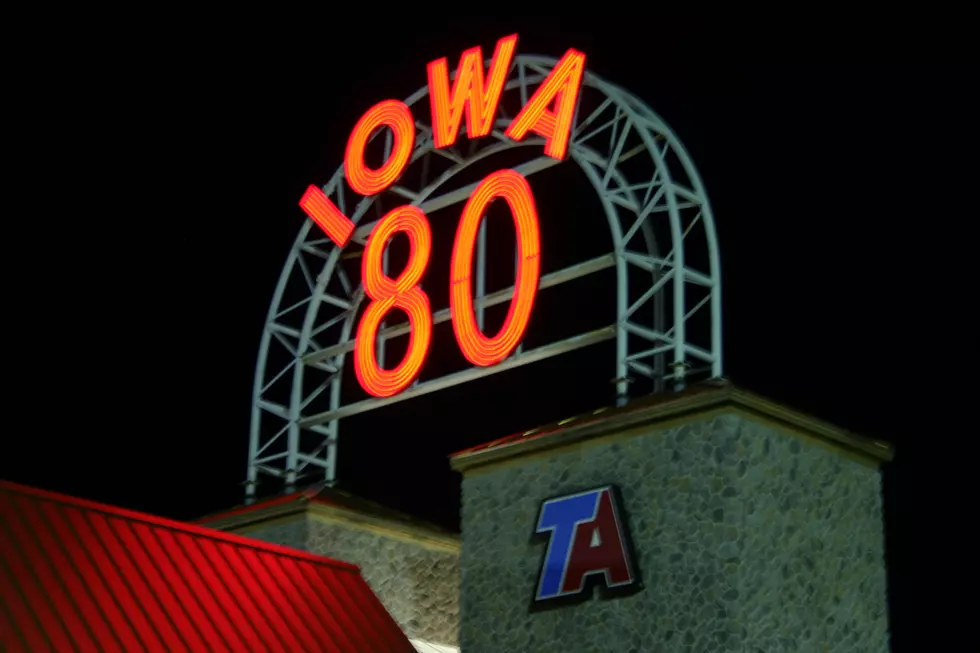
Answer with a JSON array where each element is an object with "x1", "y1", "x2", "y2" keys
[{"x1": 246, "y1": 54, "x2": 723, "y2": 501}]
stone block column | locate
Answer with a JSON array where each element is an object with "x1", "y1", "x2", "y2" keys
[{"x1": 450, "y1": 385, "x2": 892, "y2": 653}]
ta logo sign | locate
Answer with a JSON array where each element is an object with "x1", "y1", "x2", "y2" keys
[{"x1": 532, "y1": 485, "x2": 641, "y2": 609}]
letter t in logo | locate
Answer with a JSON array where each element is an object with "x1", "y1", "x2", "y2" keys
[{"x1": 532, "y1": 485, "x2": 640, "y2": 606}]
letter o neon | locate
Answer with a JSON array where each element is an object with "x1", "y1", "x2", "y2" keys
[
  {"x1": 344, "y1": 100, "x2": 415, "y2": 196},
  {"x1": 450, "y1": 169, "x2": 541, "y2": 367}
]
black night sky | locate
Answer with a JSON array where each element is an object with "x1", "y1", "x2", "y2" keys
[{"x1": 6, "y1": 18, "x2": 970, "y2": 650}]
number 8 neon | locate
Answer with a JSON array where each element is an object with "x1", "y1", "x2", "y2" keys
[
  {"x1": 354, "y1": 169, "x2": 541, "y2": 397},
  {"x1": 355, "y1": 206, "x2": 433, "y2": 398}
]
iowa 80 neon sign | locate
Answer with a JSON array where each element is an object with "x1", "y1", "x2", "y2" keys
[{"x1": 299, "y1": 35, "x2": 585, "y2": 398}]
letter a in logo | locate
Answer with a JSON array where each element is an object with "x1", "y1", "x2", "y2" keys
[{"x1": 531, "y1": 485, "x2": 641, "y2": 608}]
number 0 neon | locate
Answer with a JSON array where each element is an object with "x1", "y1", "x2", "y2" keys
[{"x1": 451, "y1": 170, "x2": 541, "y2": 367}]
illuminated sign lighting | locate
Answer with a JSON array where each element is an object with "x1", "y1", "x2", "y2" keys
[
  {"x1": 532, "y1": 485, "x2": 641, "y2": 608},
  {"x1": 298, "y1": 185, "x2": 355, "y2": 249},
  {"x1": 249, "y1": 27, "x2": 725, "y2": 499},
  {"x1": 451, "y1": 169, "x2": 540, "y2": 368},
  {"x1": 427, "y1": 34, "x2": 517, "y2": 149},
  {"x1": 344, "y1": 99, "x2": 416, "y2": 196},
  {"x1": 300, "y1": 34, "x2": 585, "y2": 398},
  {"x1": 355, "y1": 205, "x2": 433, "y2": 398}
]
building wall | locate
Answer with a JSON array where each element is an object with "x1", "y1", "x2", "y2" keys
[
  {"x1": 307, "y1": 521, "x2": 459, "y2": 646},
  {"x1": 244, "y1": 517, "x2": 308, "y2": 550},
  {"x1": 241, "y1": 515, "x2": 460, "y2": 646},
  {"x1": 459, "y1": 412, "x2": 890, "y2": 652}
]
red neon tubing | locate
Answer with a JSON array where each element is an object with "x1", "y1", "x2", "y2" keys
[
  {"x1": 450, "y1": 169, "x2": 541, "y2": 367},
  {"x1": 354, "y1": 205, "x2": 433, "y2": 397}
]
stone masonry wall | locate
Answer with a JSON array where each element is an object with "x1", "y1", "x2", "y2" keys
[
  {"x1": 239, "y1": 516, "x2": 460, "y2": 646},
  {"x1": 460, "y1": 413, "x2": 890, "y2": 653},
  {"x1": 307, "y1": 521, "x2": 459, "y2": 646},
  {"x1": 243, "y1": 518, "x2": 308, "y2": 550}
]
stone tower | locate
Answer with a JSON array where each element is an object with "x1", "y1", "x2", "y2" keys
[{"x1": 451, "y1": 382, "x2": 892, "y2": 652}]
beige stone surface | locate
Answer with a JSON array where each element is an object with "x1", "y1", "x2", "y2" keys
[
  {"x1": 459, "y1": 412, "x2": 890, "y2": 652},
  {"x1": 240, "y1": 515, "x2": 460, "y2": 646}
]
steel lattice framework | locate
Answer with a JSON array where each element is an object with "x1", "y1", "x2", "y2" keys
[{"x1": 247, "y1": 54, "x2": 723, "y2": 501}]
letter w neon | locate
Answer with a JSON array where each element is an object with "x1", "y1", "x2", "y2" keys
[{"x1": 426, "y1": 34, "x2": 517, "y2": 148}]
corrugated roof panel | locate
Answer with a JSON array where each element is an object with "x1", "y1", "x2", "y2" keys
[
  {"x1": 0, "y1": 534, "x2": 48, "y2": 652},
  {"x1": 0, "y1": 481, "x2": 416, "y2": 653},
  {"x1": 87, "y1": 511, "x2": 171, "y2": 652},
  {"x1": 0, "y1": 586, "x2": 24, "y2": 652}
]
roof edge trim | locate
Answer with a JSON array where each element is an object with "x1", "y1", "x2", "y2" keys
[
  {"x1": 0, "y1": 481, "x2": 360, "y2": 573},
  {"x1": 450, "y1": 384, "x2": 893, "y2": 474}
]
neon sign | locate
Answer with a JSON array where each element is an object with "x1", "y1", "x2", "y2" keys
[
  {"x1": 300, "y1": 35, "x2": 585, "y2": 398},
  {"x1": 249, "y1": 30, "x2": 724, "y2": 499}
]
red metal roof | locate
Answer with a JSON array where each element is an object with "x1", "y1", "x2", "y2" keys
[{"x1": 0, "y1": 481, "x2": 416, "y2": 653}]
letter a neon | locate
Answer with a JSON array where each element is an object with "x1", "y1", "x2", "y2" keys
[
  {"x1": 427, "y1": 34, "x2": 518, "y2": 149},
  {"x1": 504, "y1": 48, "x2": 586, "y2": 161}
]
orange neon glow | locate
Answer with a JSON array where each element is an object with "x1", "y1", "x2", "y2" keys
[
  {"x1": 504, "y1": 48, "x2": 586, "y2": 161},
  {"x1": 354, "y1": 205, "x2": 433, "y2": 397},
  {"x1": 344, "y1": 99, "x2": 415, "y2": 196},
  {"x1": 298, "y1": 184, "x2": 355, "y2": 247},
  {"x1": 427, "y1": 34, "x2": 518, "y2": 149},
  {"x1": 450, "y1": 169, "x2": 541, "y2": 367}
]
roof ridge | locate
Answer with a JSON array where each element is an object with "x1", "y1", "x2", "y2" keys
[
  {"x1": 198, "y1": 485, "x2": 460, "y2": 537},
  {"x1": 311, "y1": 488, "x2": 457, "y2": 534},
  {"x1": 0, "y1": 480, "x2": 362, "y2": 573}
]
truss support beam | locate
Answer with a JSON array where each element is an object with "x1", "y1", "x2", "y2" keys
[
  {"x1": 300, "y1": 325, "x2": 616, "y2": 427},
  {"x1": 351, "y1": 154, "x2": 561, "y2": 244},
  {"x1": 302, "y1": 254, "x2": 615, "y2": 365}
]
